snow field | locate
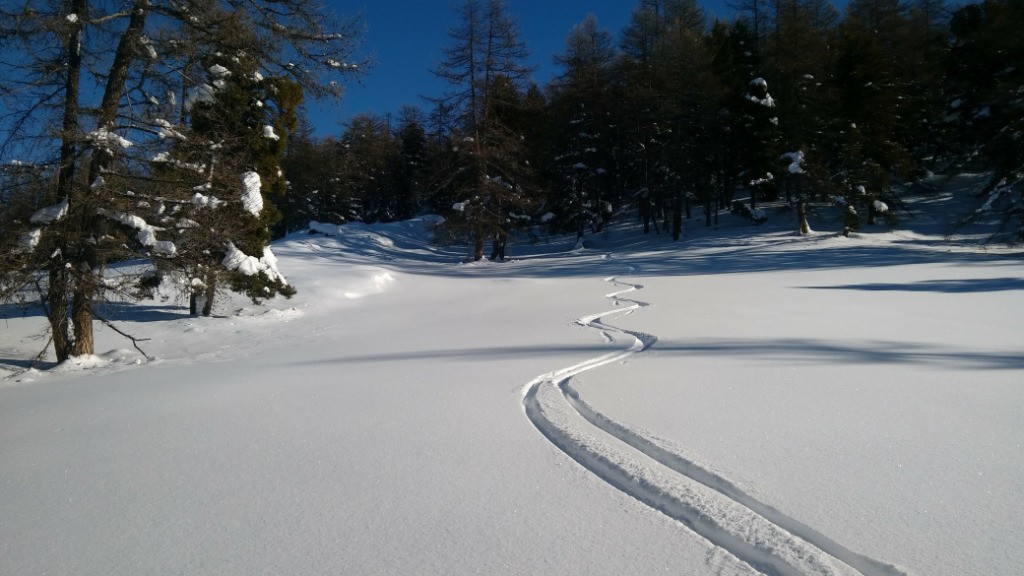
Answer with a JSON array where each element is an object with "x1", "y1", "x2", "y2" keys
[{"x1": 2, "y1": 209, "x2": 1022, "y2": 576}]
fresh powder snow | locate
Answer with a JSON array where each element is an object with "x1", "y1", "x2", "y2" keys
[{"x1": 1, "y1": 181, "x2": 1022, "y2": 576}]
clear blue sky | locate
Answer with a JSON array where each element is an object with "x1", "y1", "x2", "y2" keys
[{"x1": 312, "y1": 0, "x2": 738, "y2": 134}]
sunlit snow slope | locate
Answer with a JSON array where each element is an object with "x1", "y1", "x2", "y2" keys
[{"x1": 2, "y1": 186, "x2": 1022, "y2": 576}]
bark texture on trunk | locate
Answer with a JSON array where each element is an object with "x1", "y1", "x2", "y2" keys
[
  {"x1": 70, "y1": 263, "x2": 94, "y2": 357},
  {"x1": 473, "y1": 228, "x2": 484, "y2": 261},
  {"x1": 48, "y1": 268, "x2": 72, "y2": 362},
  {"x1": 49, "y1": 0, "x2": 86, "y2": 363}
]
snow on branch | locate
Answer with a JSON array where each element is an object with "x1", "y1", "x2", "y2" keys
[
  {"x1": 16, "y1": 229, "x2": 42, "y2": 253},
  {"x1": 88, "y1": 127, "x2": 134, "y2": 152},
  {"x1": 241, "y1": 171, "x2": 264, "y2": 216},
  {"x1": 745, "y1": 77, "x2": 776, "y2": 108},
  {"x1": 222, "y1": 243, "x2": 287, "y2": 285},
  {"x1": 97, "y1": 208, "x2": 177, "y2": 257},
  {"x1": 781, "y1": 151, "x2": 805, "y2": 175},
  {"x1": 30, "y1": 198, "x2": 69, "y2": 224}
]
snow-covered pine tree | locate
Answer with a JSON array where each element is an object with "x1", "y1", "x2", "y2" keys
[{"x1": 157, "y1": 48, "x2": 302, "y2": 315}]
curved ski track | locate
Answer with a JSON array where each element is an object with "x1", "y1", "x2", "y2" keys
[{"x1": 521, "y1": 263, "x2": 907, "y2": 576}]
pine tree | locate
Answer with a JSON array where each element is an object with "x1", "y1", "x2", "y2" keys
[{"x1": 158, "y1": 46, "x2": 303, "y2": 316}]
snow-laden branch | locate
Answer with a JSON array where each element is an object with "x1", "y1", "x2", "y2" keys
[{"x1": 97, "y1": 208, "x2": 177, "y2": 257}]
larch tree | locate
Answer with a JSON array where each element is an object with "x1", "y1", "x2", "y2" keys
[
  {"x1": 0, "y1": 0, "x2": 365, "y2": 361},
  {"x1": 393, "y1": 105, "x2": 430, "y2": 221},
  {"x1": 430, "y1": 0, "x2": 537, "y2": 261},
  {"x1": 548, "y1": 14, "x2": 619, "y2": 239},
  {"x1": 944, "y1": 0, "x2": 1024, "y2": 239},
  {"x1": 652, "y1": 0, "x2": 718, "y2": 240},
  {"x1": 739, "y1": 76, "x2": 780, "y2": 212}
]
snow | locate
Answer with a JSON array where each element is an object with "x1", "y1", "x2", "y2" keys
[
  {"x1": 16, "y1": 228, "x2": 42, "y2": 253},
  {"x1": 750, "y1": 172, "x2": 774, "y2": 187},
  {"x1": 2, "y1": 189, "x2": 1023, "y2": 576},
  {"x1": 262, "y1": 125, "x2": 280, "y2": 140},
  {"x1": 782, "y1": 151, "x2": 805, "y2": 174},
  {"x1": 327, "y1": 59, "x2": 357, "y2": 70},
  {"x1": 154, "y1": 119, "x2": 186, "y2": 140},
  {"x1": 97, "y1": 208, "x2": 177, "y2": 257},
  {"x1": 191, "y1": 191, "x2": 224, "y2": 209},
  {"x1": 140, "y1": 36, "x2": 157, "y2": 60},
  {"x1": 746, "y1": 77, "x2": 776, "y2": 108},
  {"x1": 208, "y1": 64, "x2": 230, "y2": 78},
  {"x1": 88, "y1": 127, "x2": 133, "y2": 151},
  {"x1": 29, "y1": 198, "x2": 69, "y2": 224},
  {"x1": 184, "y1": 83, "x2": 215, "y2": 111},
  {"x1": 240, "y1": 171, "x2": 263, "y2": 215},
  {"x1": 221, "y1": 242, "x2": 287, "y2": 284}
]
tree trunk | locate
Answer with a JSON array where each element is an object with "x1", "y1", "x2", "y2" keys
[
  {"x1": 797, "y1": 198, "x2": 810, "y2": 234},
  {"x1": 70, "y1": 266, "x2": 94, "y2": 357},
  {"x1": 704, "y1": 183, "x2": 714, "y2": 228},
  {"x1": 202, "y1": 276, "x2": 216, "y2": 317},
  {"x1": 56, "y1": 0, "x2": 85, "y2": 203},
  {"x1": 46, "y1": 0, "x2": 85, "y2": 364},
  {"x1": 473, "y1": 228, "x2": 484, "y2": 261},
  {"x1": 672, "y1": 188, "x2": 682, "y2": 241},
  {"x1": 47, "y1": 268, "x2": 72, "y2": 362},
  {"x1": 66, "y1": 3, "x2": 149, "y2": 354}
]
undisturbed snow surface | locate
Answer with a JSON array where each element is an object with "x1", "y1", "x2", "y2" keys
[{"x1": 2, "y1": 184, "x2": 1023, "y2": 576}]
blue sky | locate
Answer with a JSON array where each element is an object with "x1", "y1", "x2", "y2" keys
[{"x1": 312, "y1": 0, "x2": 738, "y2": 134}]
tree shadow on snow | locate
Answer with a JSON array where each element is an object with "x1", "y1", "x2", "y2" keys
[
  {"x1": 97, "y1": 302, "x2": 188, "y2": 323},
  {"x1": 298, "y1": 338, "x2": 1024, "y2": 372},
  {"x1": 802, "y1": 277, "x2": 1024, "y2": 294},
  {"x1": 0, "y1": 356, "x2": 56, "y2": 372},
  {"x1": 649, "y1": 337, "x2": 1024, "y2": 371}
]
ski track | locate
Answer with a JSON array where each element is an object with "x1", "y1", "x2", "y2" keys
[{"x1": 521, "y1": 258, "x2": 907, "y2": 576}]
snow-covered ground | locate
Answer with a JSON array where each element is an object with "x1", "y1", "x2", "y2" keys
[{"x1": 2, "y1": 180, "x2": 1022, "y2": 576}]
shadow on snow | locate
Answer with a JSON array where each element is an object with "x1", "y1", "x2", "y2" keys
[{"x1": 298, "y1": 338, "x2": 1024, "y2": 372}]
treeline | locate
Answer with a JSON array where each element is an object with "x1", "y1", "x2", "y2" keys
[{"x1": 280, "y1": 0, "x2": 1024, "y2": 253}]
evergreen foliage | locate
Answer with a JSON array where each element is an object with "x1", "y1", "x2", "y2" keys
[{"x1": 273, "y1": 0, "x2": 1020, "y2": 247}]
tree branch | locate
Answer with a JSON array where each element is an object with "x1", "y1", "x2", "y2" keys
[{"x1": 94, "y1": 313, "x2": 153, "y2": 360}]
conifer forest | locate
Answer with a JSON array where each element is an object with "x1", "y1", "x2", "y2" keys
[{"x1": 2, "y1": 0, "x2": 1023, "y2": 356}]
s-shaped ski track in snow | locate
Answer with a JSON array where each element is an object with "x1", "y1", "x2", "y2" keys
[{"x1": 521, "y1": 263, "x2": 907, "y2": 576}]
